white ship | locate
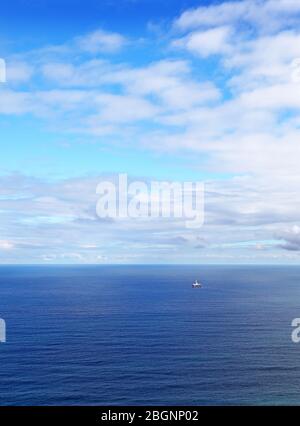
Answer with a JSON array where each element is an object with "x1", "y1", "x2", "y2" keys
[{"x1": 192, "y1": 280, "x2": 202, "y2": 288}]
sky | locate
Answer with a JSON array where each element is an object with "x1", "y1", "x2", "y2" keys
[{"x1": 1, "y1": 0, "x2": 300, "y2": 264}]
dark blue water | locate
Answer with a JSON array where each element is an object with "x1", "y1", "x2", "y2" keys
[{"x1": 0, "y1": 265, "x2": 300, "y2": 405}]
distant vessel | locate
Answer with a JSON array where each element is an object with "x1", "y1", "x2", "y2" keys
[{"x1": 192, "y1": 280, "x2": 202, "y2": 288}]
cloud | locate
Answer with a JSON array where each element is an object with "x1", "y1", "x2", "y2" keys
[
  {"x1": 41, "y1": 59, "x2": 110, "y2": 87},
  {"x1": 173, "y1": 0, "x2": 254, "y2": 31},
  {"x1": 0, "y1": 240, "x2": 14, "y2": 250},
  {"x1": 41, "y1": 58, "x2": 220, "y2": 108},
  {"x1": 277, "y1": 226, "x2": 300, "y2": 251},
  {"x1": 173, "y1": 0, "x2": 300, "y2": 33},
  {"x1": 75, "y1": 29, "x2": 127, "y2": 53},
  {"x1": 6, "y1": 61, "x2": 34, "y2": 83},
  {"x1": 0, "y1": 173, "x2": 199, "y2": 263},
  {"x1": 172, "y1": 26, "x2": 232, "y2": 57},
  {"x1": 0, "y1": 171, "x2": 299, "y2": 264},
  {"x1": 1, "y1": 55, "x2": 221, "y2": 138}
]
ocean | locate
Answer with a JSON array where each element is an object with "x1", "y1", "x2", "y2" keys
[{"x1": 0, "y1": 265, "x2": 300, "y2": 406}]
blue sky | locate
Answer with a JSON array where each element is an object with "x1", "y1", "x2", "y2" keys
[
  {"x1": 1, "y1": 0, "x2": 300, "y2": 264},
  {"x1": 0, "y1": 1, "x2": 211, "y2": 40}
]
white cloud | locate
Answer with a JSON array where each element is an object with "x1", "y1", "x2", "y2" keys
[
  {"x1": 6, "y1": 61, "x2": 33, "y2": 83},
  {"x1": 41, "y1": 59, "x2": 109, "y2": 87},
  {"x1": 0, "y1": 240, "x2": 14, "y2": 250},
  {"x1": 277, "y1": 226, "x2": 300, "y2": 251},
  {"x1": 0, "y1": 90, "x2": 32, "y2": 114},
  {"x1": 76, "y1": 29, "x2": 127, "y2": 53},
  {"x1": 172, "y1": 26, "x2": 232, "y2": 57},
  {"x1": 173, "y1": 0, "x2": 300, "y2": 33},
  {"x1": 0, "y1": 172, "x2": 299, "y2": 263},
  {"x1": 239, "y1": 83, "x2": 300, "y2": 110},
  {"x1": 93, "y1": 93, "x2": 159, "y2": 123},
  {"x1": 174, "y1": 0, "x2": 251, "y2": 31}
]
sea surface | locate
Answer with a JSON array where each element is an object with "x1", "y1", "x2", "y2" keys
[{"x1": 0, "y1": 265, "x2": 300, "y2": 406}]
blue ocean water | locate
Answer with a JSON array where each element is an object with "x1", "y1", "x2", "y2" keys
[{"x1": 0, "y1": 265, "x2": 300, "y2": 406}]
